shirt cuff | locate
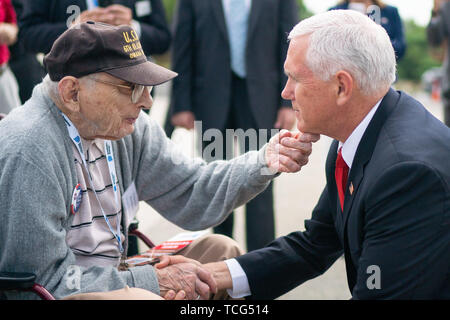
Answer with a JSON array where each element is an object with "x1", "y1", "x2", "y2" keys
[
  {"x1": 131, "y1": 20, "x2": 142, "y2": 38},
  {"x1": 225, "y1": 258, "x2": 251, "y2": 298},
  {"x1": 128, "y1": 264, "x2": 160, "y2": 295}
]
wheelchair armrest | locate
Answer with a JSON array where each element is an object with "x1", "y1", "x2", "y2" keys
[
  {"x1": 128, "y1": 220, "x2": 139, "y2": 231},
  {"x1": 0, "y1": 272, "x2": 36, "y2": 290}
]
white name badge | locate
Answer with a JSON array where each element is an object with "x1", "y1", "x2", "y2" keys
[
  {"x1": 135, "y1": 0, "x2": 152, "y2": 17},
  {"x1": 122, "y1": 181, "x2": 139, "y2": 221}
]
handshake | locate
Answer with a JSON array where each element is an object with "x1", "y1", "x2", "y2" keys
[{"x1": 155, "y1": 255, "x2": 231, "y2": 300}]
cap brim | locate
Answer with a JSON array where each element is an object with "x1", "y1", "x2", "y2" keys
[{"x1": 105, "y1": 60, "x2": 177, "y2": 86}]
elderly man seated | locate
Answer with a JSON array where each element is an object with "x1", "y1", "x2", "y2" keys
[{"x1": 0, "y1": 21, "x2": 318, "y2": 300}]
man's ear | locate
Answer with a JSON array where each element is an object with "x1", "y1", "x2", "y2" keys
[
  {"x1": 58, "y1": 76, "x2": 81, "y2": 113},
  {"x1": 335, "y1": 70, "x2": 353, "y2": 106}
]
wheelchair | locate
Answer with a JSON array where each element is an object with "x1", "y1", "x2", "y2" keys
[{"x1": 0, "y1": 221, "x2": 155, "y2": 300}]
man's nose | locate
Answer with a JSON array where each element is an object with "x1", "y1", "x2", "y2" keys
[
  {"x1": 138, "y1": 87, "x2": 153, "y2": 110},
  {"x1": 281, "y1": 82, "x2": 292, "y2": 101}
]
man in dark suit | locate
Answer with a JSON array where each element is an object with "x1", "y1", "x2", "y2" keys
[
  {"x1": 162, "y1": 10, "x2": 450, "y2": 299},
  {"x1": 17, "y1": 0, "x2": 170, "y2": 56},
  {"x1": 169, "y1": 0, "x2": 299, "y2": 251}
]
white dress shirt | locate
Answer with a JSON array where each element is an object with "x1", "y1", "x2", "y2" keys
[
  {"x1": 226, "y1": 98, "x2": 383, "y2": 298},
  {"x1": 221, "y1": 0, "x2": 252, "y2": 15}
]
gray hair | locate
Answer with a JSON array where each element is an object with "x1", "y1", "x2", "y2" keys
[
  {"x1": 288, "y1": 10, "x2": 396, "y2": 96},
  {"x1": 42, "y1": 74, "x2": 60, "y2": 102}
]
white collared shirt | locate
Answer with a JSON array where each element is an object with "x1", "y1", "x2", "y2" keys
[
  {"x1": 225, "y1": 98, "x2": 383, "y2": 298},
  {"x1": 221, "y1": 0, "x2": 252, "y2": 15},
  {"x1": 338, "y1": 99, "x2": 382, "y2": 169}
]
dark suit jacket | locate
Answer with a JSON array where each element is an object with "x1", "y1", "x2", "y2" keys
[
  {"x1": 330, "y1": 4, "x2": 406, "y2": 61},
  {"x1": 170, "y1": 0, "x2": 298, "y2": 131},
  {"x1": 236, "y1": 89, "x2": 450, "y2": 299},
  {"x1": 18, "y1": 0, "x2": 170, "y2": 55}
]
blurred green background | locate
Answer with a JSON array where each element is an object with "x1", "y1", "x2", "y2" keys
[{"x1": 158, "y1": 0, "x2": 443, "y2": 85}]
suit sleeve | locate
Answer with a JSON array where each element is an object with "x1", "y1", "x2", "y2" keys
[
  {"x1": 135, "y1": 0, "x2": 171, "y2": 55},
  {"x1": 235, "y1": 186, "x2": 343, "y2": 299},
  {"x1": 170, "y1": 0, "x2": 194, "y2": 114},
  {"x1": 352, "y1": 162, "x2": 450, "y2": 299},
  {"x1": 278, "y1": 0, "x2": 298, "y2": 109},
  {"x1": 18, "y1": 0, "x2": 68, "y2": 54}
]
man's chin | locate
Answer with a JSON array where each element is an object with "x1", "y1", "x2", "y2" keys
[
  {"x1": 96, "y1": 129, "x2": 134, "y2": 141},
  {"x1": 296, "y1": 122, "x2": 307, "y2": 133}
]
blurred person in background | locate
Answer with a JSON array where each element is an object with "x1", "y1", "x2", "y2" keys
[
  {"x1": 329, "y1": 0, "x2": 406, "y2": 62},
  {"x1": 0, "y1": 0, "x2": 21, "y2": 115},
  {"x1": 427, "y1": 0, "x2": 450, "y2": 126},
  {"x1": 168, "y1": 0, "x2": 299, "y2": 252},
  {"x1": 18, "y1": 0, "x2": 171, "y2": 56},
  {"x1": 8, "y1": 0, "x2": 46, "y2": 104}
]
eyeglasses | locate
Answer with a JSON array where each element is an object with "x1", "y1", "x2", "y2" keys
[{"x1": 89, "y1": 77, "x2": 153, "y2": 103}]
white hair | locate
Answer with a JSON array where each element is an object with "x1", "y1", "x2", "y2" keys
[
  {"x1": 42, "y1": 74, "x2": 60, "y2": 102},
  {"x1": 288, "y1": 10, "x2": 396, "y2": 96}
]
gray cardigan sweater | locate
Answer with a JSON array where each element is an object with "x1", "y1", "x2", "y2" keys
[{"x1": 0, "y1": 84, "x2": 274, "y2": 299}]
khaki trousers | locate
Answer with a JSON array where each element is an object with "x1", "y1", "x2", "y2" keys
[{"x1": 64, "y1": 234, "x2": 242, "y2": 300}]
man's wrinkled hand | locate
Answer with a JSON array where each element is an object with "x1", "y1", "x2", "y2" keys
[
  {"x1": 265, "y1": 129, "x2": 320, "y2": 174},
  {"x1": 155, "y1": 257, "x2": 217, "y2": 300}
]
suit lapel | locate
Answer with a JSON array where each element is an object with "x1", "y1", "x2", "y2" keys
[
  {"x1": 342, "y1": 88, "x2": 400, "y2": 224},
  {"x1": 340, "y1": 88, "x2": 400, "y2": 292},
  {"x1": 246, "y1": 0, "x2": 263, "y2": 42},
  {"x1": 211, "y1": 0, "x2": 229, "y2": 43}
]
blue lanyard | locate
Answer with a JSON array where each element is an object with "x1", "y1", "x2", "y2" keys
[{"x1": 62, "y1": 113, "x2": 124, "y2": 253}]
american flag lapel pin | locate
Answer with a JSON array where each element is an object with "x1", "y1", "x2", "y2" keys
[{"x1": 349, "y1": 182, "x2": 354, "y2": 195}]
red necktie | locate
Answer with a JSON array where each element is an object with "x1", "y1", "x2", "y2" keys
[{"x1": 335, "y1": 148, "x2": 349, "y2": 211}]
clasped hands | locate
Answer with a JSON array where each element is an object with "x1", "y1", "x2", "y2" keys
[
  {"x1": 155, "y1": 255, "x2": 217, "y2": 300},
  {"x1": 73, "y1": 4, "x2": 132, "y2": 27},
  {"x1": 265, "y1": 129, "x2": 320, "y2": 174}
]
